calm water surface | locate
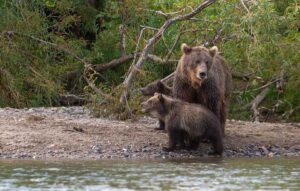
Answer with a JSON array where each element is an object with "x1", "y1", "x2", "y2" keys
[{"x1": 0, "y1": 158, "x2": 299, "y2": 191}]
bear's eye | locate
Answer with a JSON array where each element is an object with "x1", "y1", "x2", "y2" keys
[{"x1": 195, "y1": 60, "x2": 200, "y2": 64}]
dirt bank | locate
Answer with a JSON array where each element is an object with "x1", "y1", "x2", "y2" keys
[{"x1": 0, "y1": 107, "x2": 299, "y2": 160}]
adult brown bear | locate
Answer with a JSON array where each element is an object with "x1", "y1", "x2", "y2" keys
[{"x1": 173, "y1": 44, "x2": 231, "y2": 136}]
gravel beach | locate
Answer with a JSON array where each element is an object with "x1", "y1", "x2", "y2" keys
[{"x1": 0, "y1": 107, "x2": 299, "y2": 160}]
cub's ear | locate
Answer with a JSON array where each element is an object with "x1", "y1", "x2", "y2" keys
[
  {"x1": 209, "y1": 46, "x2": 218, "y2": 57},
  {"x1": 181, "y1": 43, "x2": 192, "y2": 54},
  {"x1": 157, "y1": 80, "x2": 163, "y2": 88}
]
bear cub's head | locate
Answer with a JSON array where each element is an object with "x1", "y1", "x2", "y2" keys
[
  {"x1": 141, "y1": 93, "x2": 166, "y2": 118},
  {"x1": 180, "y1": 43, "x2": 218, "y2": 87},
  {"x1": 140, "y1": 80, "x2": 166, "y2": 96}
]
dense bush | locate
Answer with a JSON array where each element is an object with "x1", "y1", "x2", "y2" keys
[{"x1": 0, "y1": 0, "x2": 299, "y2": 121}]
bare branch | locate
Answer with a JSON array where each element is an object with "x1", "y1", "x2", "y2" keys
[
  {"x1": 138, "y1": 8, "x2": 184, "y2": 19},
  {"x1": 239, "y1": 0, "x2": 250, "y2": 14},
  {"x1": 94, "y1": 54, "x2": 134, "y2": 72},
  {"x1": 95, "y1": 53, "x2": 177, "y2": 72},
  {"x1": 164, "y1": 28, "x2": 205, "y2": 61},
  {"x1": 161, "y1": 72, "x2": 175, "y2": 82},
  {"x1": 232, "y1": 72, "x2": 254, "y2": 81},
  {"x1": 239, "y1": 0, "x2": 256, "y2": 42},
  {"x1": 240, "y1": 78, "x2": 280, "y2": 110},
  {"x1": 161, "y1": 72, "x2": 175, "y2": 86},
  {"x1": 140, "y1": 25, "x2": 159, "y2": 31},
  {"x1": 209, "y1": 24, "x2": 225, "y2": 45},
  {"x1": 119, "y1": 25, "x2": 126, "y2": 56},
  {"x1": 252, "y1": 79, "x2": 280, "y2": 92},
  {"x1": 59, "y1": 94, "x2": 90, "y2": 106},
  {"x1": 120, "y1": 0, "x2": 217, "y2": 104},
  {"x1": 64, "y1": 53, "x2": 176, "y2": 84},
  {"x1": 251, "y1": 87, "x2": 271, "y2": 122},
  {"x1": 282, "y1": 106, "x2": 300, "y2": 120},
  {"x1": 83, "y1": 64, "x2": 111, "y2": 99}
]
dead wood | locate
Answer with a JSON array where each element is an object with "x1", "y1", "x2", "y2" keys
[
  {"x1": 250, "y1": 87, "x2": 271, "y2": 122},
  {"x1": 119, "y1": 25, "x2": 126, "y2": 56},
  {"x1": 232, "y1": 72, "x2": 254, "y2": 81},
  {"x1": 94, "y1": 53, "x2": 177, "y2": 72},
  {"x1": 59, "y1": 94, "x2": 89, "y2": 106},
  {"x1": 282, "y1": 106, "x2": 300, "y2": 120}
]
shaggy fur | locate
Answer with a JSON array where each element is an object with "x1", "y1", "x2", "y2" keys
[
  {"x1": 140, "y1": 80, "x2": 172, "y2": 96},
  {"x1": 140, "y1": 80, "x2": 172, "y2": 130},
  {"x1": 173, "y1": 43, "x2": 232, "y2": 136},
  {"x1": 141, "y1": 93, "x2": 223, "y2": 155}
]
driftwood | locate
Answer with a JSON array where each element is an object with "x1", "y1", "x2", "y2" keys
[
  {"x1": 120, "y1": 0, "x2": 217, "y2": 104},
  {"x1": 59, "y1": 94, "x2": 89, "y2": 106}
]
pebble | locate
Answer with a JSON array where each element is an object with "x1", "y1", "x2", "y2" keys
[
  {"x1": 91, "y1": 145, "x2": 102, "y2": 153},
  {"x1": 267, "y1": 152, "x2": 274, "y2": 158},
  {"x1": 259, "y1": 146, "x2": 269, "y2": 155}
]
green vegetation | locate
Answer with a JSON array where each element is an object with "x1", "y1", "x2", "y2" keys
[{"x1": 0, "y1": 0, "x2": 299, "y2": 121}]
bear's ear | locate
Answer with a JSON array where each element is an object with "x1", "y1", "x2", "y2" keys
[
  {"x1": 181, "y1": 43, "x2": 192, "y2": 54},
  {"x1": 157, "y1": 80, "x2": 163, "y2": 88},
  {"x1": 209, "y1": 46, "x2": 218, "y2": 57}
]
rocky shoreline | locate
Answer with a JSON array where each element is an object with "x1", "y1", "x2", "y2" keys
[{"x1": 0, "y1": 107, "x2": 299, "y2": 160}]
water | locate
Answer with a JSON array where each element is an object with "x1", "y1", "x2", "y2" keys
[{"x1": 0, "y1": 158, "x2": 299, "y2": 191}]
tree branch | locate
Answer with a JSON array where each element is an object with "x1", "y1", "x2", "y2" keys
[
  {"x1": 119, "y1": 25, "x2": 126, "y2": 56},
  {"x1": 138, "y1": 8, "x2": 184, "y2": 19},
  {"x1": 239, "y1": 0, "x2": 250, "y2": 14},
  {"x1": 251, "y1": 87, "x2": 271, "y2": 122}
]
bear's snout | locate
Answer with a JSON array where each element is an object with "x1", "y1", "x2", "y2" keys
[
  {"x1": 199, "y1": 72, "x2": 207, "y2": 79},
  {"x1": 195, "y1": 63, "x2": 208, "y2": 80}
]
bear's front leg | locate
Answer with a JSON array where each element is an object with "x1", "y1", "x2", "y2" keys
[
  {"x1": 154, "y1": 119, "x2": 165, "y2": 130},
  {"x1": 163, "y1": 129, "x2": 179, "y2": 152}
]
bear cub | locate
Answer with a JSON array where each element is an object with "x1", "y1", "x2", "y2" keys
[
  {"x1": 140, "y1": 80, "x2": 172, "y2": 130},
  {"x1": 140, "y1": 80, "x2": 172, "y2": 97},
  {"x1": 141, "y1": 93, "x2": 223, "y2": 155}
]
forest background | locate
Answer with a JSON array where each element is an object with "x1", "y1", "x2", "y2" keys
[{"x1": 0, "y1": 0, "x2": 299, "y2": 122}]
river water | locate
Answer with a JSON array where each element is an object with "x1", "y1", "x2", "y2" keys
[{"x1": 0, "y1": 158, "x2": 299, "y2": 191}]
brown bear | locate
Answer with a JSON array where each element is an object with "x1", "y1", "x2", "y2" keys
[
  {"x1": 141, "y1": 93, "x2": 223, "y2": 155},
  {"x1": 140, "y1": 80, "x2": 172, "y2": 130},
  {"x1": 173, "y1": 43, "x2": 231, "y2": 136},
  {"x1": 140, "y1": 80, "x2": 172, "y2": 97}
]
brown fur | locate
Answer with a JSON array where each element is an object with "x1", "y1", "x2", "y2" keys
[
  {"x1": 140, "y1": 80, "x2": 172, "y2": 130},
  {"x1": 141, "y1": 93, "x2": 224, "y2": 155},
  {"x1": 140, "y1": 80, "x2": 172, "y2": 96},
  {"x1": 173, "y1": 44, "x2": 232, "y2": 136}
]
